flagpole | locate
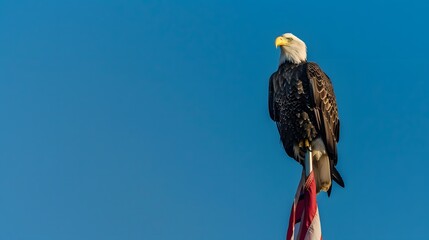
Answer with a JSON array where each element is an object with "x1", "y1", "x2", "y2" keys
[{"x1": 304, "y1": 145, "x2": 312, "y2": 177}]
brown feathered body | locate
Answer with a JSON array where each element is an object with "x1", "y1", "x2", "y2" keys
[{"x1": 269, "y1": 61, "x2": 344, "y2": 195}]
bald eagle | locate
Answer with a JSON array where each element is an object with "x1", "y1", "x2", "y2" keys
[{"x1": 269, "y1": 33, "x2": 345, "y2": 195}]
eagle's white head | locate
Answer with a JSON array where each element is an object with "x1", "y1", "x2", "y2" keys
[{"x1": 275, "y1": 33, "x2": 307, "y2": 65}]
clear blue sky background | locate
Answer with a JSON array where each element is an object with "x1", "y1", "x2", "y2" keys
[{"x1": 1, "y1": 0, "x2": 428, "y2": 239}]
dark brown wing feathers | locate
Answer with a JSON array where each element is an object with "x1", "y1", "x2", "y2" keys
[{"x1": 306, "y1": 62, "x2": 340, "y2": 164}]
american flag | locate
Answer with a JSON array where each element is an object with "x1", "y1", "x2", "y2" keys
[{"x1": 286, "y1": 171, "x2": 322, "y2": 240}]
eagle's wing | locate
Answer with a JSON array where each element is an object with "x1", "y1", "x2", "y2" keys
[
  {"x1": 306, "y1": 62, "x2": 344, "y2": 188},
  {"x1": 268, "y1": 72, "x2": 278, "y2": 122}
]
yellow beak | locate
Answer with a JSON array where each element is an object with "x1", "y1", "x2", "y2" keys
[{"x1": 275, "y1": 36, "x2": 288, "y2": 48}]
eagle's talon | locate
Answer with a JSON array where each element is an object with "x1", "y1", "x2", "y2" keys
[{"x1": 304, "y1": 139, "x2": 310, "y2": 148}]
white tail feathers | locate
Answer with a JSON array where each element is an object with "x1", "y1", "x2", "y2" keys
[
  {"x1": 311, "y1": 138, "x2": 332, "y2": 193},
  {"x1": 314, "y1": 154, "x2": 331, "y2": 193}
]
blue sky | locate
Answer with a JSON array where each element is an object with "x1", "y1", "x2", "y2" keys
[{"x1": 1, "y1": 0, "x2": 428, "y2": 239}]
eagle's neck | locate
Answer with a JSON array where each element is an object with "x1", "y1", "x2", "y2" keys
[{"x1": 279, "y1": 48, "x2": 307, "y2": 66}]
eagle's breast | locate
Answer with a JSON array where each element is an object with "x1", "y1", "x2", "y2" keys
[{"x1": 275, "y1": 64, "x2": 318, "y2": 149}]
